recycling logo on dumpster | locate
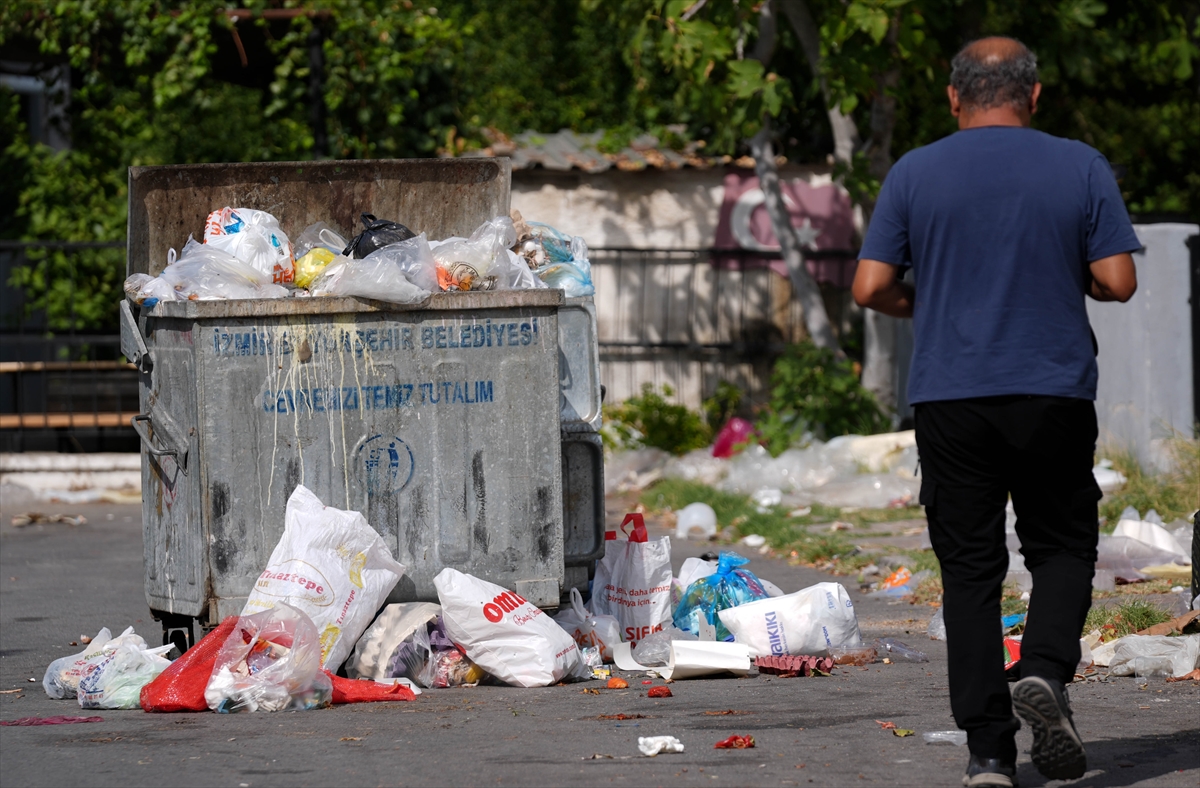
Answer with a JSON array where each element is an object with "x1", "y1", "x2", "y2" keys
[{"x1": 355, "y1": 434, "x2": 415, "y2": 495}]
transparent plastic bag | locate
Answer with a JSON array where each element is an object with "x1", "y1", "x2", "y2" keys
[
  {"x1": 431, "y1": 217, "x2": 517, "y2": 292},
  {"x1": 387, "y1": 621, "x2": 434, "y2": 684},
  {"x1": 420, "y1": 649, "x2": 487, "y2": 688},
  {"x1": 553, "y1": 588, "x2": 622, "y2": 663},
  {"x1": 43, "y1": 627, "x2": 118, "y2": 699},
  {"x1": 77, "y1": 642, "x2": 173, "y2": 709},
  {"x1": 294, "y1": 248, "x2": 338, "y2": 289},
  {"x1": 349, "y1": 602, "x2": 441, "y2": 681},
  {"x1": 313, "y1": 235, "x2": 433, "y2": 305},
  {"x1": 673, "y1": 551, "x2": 770, "y2": 641},
  {"x1": 1106, "y1": 634, "x2": 1199, "y2": 678},
  {"x1": 204, "y1": 603, "x2": 333, "y2": 713},
  {"x1": 292, "y1": 221, "x2": 348, "y2": 260},
  {"x1": 150, "y1": 237, "x2": 288, "y2": 301},
  {"x1": 342, "y1": 213, "x2": 416, "y2": 259},
  {"x1": 874, "y1": 637, "x2": 929, "y2": 663},
  {"x1": 203, "y1": 207, "x2": 294, "y2": 284},
  {"x1": 630, "y1": 626, "x2": 696, "y2": 667}
]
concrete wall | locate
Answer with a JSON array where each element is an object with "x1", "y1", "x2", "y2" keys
[{"x1": 1088, "y1": 222, "x2": 1198, "y2": 472}]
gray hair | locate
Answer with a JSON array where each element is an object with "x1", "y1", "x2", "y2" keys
[{"x1": 950, "y1": 39, "x2": 1038, "y2": 110}]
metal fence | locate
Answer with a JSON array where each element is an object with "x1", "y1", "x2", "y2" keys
[
  {"x1": 590, "y1": 248, "x2": 858, "y2": 410},
  {"x1": 0, "y1": 241, "x2": 139, "y2": 452}
]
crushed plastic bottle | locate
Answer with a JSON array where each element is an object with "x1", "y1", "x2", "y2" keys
[{"x1": 874, "y1": 638, "x2": 929, "y2": 663}]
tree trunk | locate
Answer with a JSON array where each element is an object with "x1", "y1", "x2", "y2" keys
[{"x1": 749, "y1": 1, "x2": 842, "y2": 353}]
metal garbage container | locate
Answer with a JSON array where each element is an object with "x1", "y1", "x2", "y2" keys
[{"x1": 121, "y1": 159, "x2": 602, "y2": 650}]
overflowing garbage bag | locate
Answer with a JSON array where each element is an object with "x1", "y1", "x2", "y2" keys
[
  {"x1": 44, "y1": 627, "x2": 151, "y2": 700},
  {"x1": 240, "y1": 485, "x2": 407, "y2": 671},
  {"x1": 673, "y1": 552, "x2": 771, "y2": 641},
  {"x1": 205, "y1": 603, "x2": 333, "y2": 713},
  {"x1": 204, "y1": 207, "x2": 295, "y2": 284}
]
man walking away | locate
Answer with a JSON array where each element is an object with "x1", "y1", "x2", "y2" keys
[{"x1": 852, "y1": 37, "x2": 1138, "y2": 788}]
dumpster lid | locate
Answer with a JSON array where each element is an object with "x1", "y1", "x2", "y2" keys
[
  {"x1": 147, "y1": 289, "x2": 564, "y2": 320},
  {"x1": 127, "y1": 158, "x2": 511, "y2": 278}
]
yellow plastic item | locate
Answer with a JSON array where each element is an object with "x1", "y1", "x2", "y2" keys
[{"x1": 295, "y1": 247, "x2": 336, "y2": 288}]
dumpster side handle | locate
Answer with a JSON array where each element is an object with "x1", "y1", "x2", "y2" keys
[{"x1": 131, "y1": 414, "x2": 189, "y2": 475}]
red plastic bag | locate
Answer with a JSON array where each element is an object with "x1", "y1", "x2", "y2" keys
[
  {"x1": 325, "y1": 672, "x2": 417, "y2": 704},
  {"x1": 712, "y1": 418, "x2": 754, "y2": 458},
  {"x1": 140, "y1": 617, "x2": 237, "y2": 713}
]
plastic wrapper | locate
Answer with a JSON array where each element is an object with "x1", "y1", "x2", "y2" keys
[
  {"x1": 342, "y1": 213, "x2": 416, "y2": 259},
  {"x1": 292, "y1": 221, "x2": 347, "y2": 260},
  {"x1": 362, "y1": 234, "x2": 440, "y2": 293},
  {"x1": 927, "y1": 607, "x2": 947, "y2": 641},
  {"x1": 1106, "y1": 634, "x2": 1199, "y2": 678},
  {"x1": 874, "y1": 637, "x2": 929, "y2": 663},
  {"x1": 348, "y1": 602, "x2": 441, "y2": 681},
  {"x1": 294, "y1": 248, "x2": 338, "y2": 289},
  {"x1": 630, "y1": 626, "x2": 697, "y2": 668},
  {"x1": 204, "y1": 603, "x2": 332, "y2": 713},
  {"x1": 829, "y1": 645, "x2": 877, "y2": 665},
  {"x1": 1095, "y1": 534, "x2": 1184, "y2": 582},
  {"x1": 420, "y1": 649, "x2": 487, "y2": 688},
  {"x1": 923, "y1": 731, "x2": 967, "y2": 745},
  {"x1": 673, "y1": 552, "x2": 770, "y2": 641},
  {"x1": 431, "y1": 217, "x2": 516, "y2": 292},
  {"x1": 77, "y1": 641, "x2": 173, "y2": 709},
  {"x1": 141, "y1": 617, "x2": 238, "y2": 712},
  {"x1": 553, "y1": 588, "x2": 621, "y2": 663},
  {"x1": 203, "y1": 207, "x2": 294, "y2": 283}
]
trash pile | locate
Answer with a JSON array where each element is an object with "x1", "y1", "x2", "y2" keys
[
  {"x1": 1095, "y1": 506, "x2": 1193, "y2": 584},
  {"x1": 124, "y1": 208, "x2": 593, "y2": 308},
  {"x1": 41, "y1": 500, "x2": 880, "y2": 718}
]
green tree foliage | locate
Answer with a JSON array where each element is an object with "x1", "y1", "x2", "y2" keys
[
  {"x1": 756, "y1": 340, "x2": 890, "y2": 455},
  {"x1": 603, "y1": 384, "x2": 713, "y2": 456}
]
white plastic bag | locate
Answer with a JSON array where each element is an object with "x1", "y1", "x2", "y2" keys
[
  {"x1": 241, "y1": 485, "x2": 407, "y2": 670},
  {"x1": 204, "y1": 207, "x2": 295, "y2": 284},
  {"x1": 205, "y1": 603, "x2": 332, "y2": 712},
  {"x1": 346, "y1": 602, "x2": 441, "y2": 681},
  {"x1": 433, "y1": 567, "x2": 583, "y2": 688},
  {"x1": 590, "y1": 514, "x2": 673, "y2": 645},
  {"x1": 77, "y1": 641, "x2": 173, "y2": 709},
  {"x1": 43, "y1": 626, "x2": 141, "y2": 699},
  {"x1": 717, "y1": 582, "x2": 862, "y2": 657},
  {"x1": 139, "y1": 237, "x2": 289, "y2": 302},
  {"x1": 1112, "y1": 518, "x2": 1189, "y2": 561},
  {"x1": 431, "y1": 216, "x2": 516, "y2": 291},
  {"x1": 553, "y1": 588, "x2": 621, "y2": 663},
  {"x1": 1106, "y1": 634, "x2": 1199, "y2": 678}
]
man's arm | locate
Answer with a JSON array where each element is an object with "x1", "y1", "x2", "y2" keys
[
  {"x1": 1088, "y1": 252, "x2": 1137, "y2": 302},
  {"x1": 852, "y1": 259, "x2": 915, "y2": 317}
]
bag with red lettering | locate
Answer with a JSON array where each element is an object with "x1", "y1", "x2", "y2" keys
[
  {"x1": 590, "y1": 514, "x2": 673, "y2": 646},
  {"x1": 433, "y1": 568, "x2": 584, "y2": 688},
  {"x1": 241, "y1": 485, "x2": 407, "y2": 672},
  {"x1": 553, "y1": 587, "x2": 621, "y2": 663}
]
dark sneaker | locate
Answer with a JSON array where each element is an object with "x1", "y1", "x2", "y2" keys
[
  {"x1": 1011, "y1": 675, "x2": 1086, "y2": 780},
  {"x1": 961, "y1": 753, "x2": 1019, "y2": 787}
]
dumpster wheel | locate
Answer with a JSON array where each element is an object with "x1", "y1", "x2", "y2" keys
[{"x1": 151, "y1": 610, "x2": 196, "y2": 657}]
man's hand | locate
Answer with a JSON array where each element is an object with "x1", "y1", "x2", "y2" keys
[
  {"x1": 1088, "y1": 252, "x2": 1137, "y2": 302},
  {"x1": 852, "y1": 259, "x2": 915, "y2": 317}
]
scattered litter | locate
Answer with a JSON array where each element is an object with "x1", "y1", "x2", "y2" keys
[
  {"x1": 1092, "y1": 459, "x2": 1126, "y2": 492},
  {"x1": 631, "y1": 627, "x2": 697, "y2": 668},
  {"x1": 647, "y1": 686, "x2": 673, "y2": 698},
  {"x1": 789, "y1": 507, "x2": 812, "y2": 518},
  {"x1": 339, "y1": 736, "x2": 362, "y2": 742},
  {"x1": 923, "y1": 731, "x2": 967, "y2": 745},
  {"x1": 0, "y1": 715, "x2": 104, "y2": 726},
  {"x1": 616, "y1": 640, "x2": 751, "y2": 680},
  {"x1": 607, "y1": 677, "x2": 629, "y2": 689},
  {"x1": 326, "y1": 673, "x2": 416, "y2": 704},
  {"x1": 1106, "y1": 634, "x2": 1200, "y2": 679},
  {"x1": 829, "y1": 645, "x2": 877, "y2": 666},
  {"x1": 597, "y1": 713, "x2": 646, "y2": 720},
  {"x1": 755, "y1": 655, "x2": 833, "y2": 677},
  {"x1": 555, "y1": 588, "x2": 621, "y2": 663},
  {"x1": 348, "y1": 602, "x2": 441, "y2": 682},
  {"x1": 581, "y1": 688, "x2": 601, "y2": 695},
  {"x1": 704, "y1": 709, "x2": 751, "y2": 716},
  {"x1": 828, "y1": 521, "x2": 852, "y2": 532},
  {"x1": 1135, "y1": 610, "x2": 1199, "y2": 637},
  {"x1": 739, "y1": 534, "x2": 767, "y2": 548},
  {"x1": 751, "y1": 488, "x2": 783, "y2": 512},
  {"x1": 875, "y1": 720, "x2": 897, "y2": 730},
  {"x1": 10, "y1": 513, "x2": 87, "y2": 527},
  {"x1": 1003, "y1": 638, "x2": 1022, "y2": 672},
  {"x1": 0, "y1": 689, "x2": 23, "y2": 695},
  {"x1": 638, "y1": 735, "x2": 684, "y2": 756},
  {"x1": 675, "y1": 502, "x2": 719, "y2": 540},
  {"x1": 892, "y1": 729, "x2": 915, "y2": 738},
  {"x1": 714, "y1": 734, "x2": 755, "y2": 749},
  {"x1": 1166, "y1": 669, "x2": 1200, "y2": 682},
  {"x1": 927, "y1": 608, "x2": 946, "y2": 641},
  {"x1": 719, "y1": 582, "x2": 861, "y2": 658},
  {"x1": 874, "y1": 638, "x2": 929, "y2": 663}
]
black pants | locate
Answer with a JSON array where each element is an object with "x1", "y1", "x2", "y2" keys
[{"x1": 915, "y1": 396, "x2": 1101, "y2": 760}]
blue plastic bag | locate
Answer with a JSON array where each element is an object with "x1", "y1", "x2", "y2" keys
[
  {"x1": 672, "y1": 552, "x2": 770, "y2": 641},
  {"x1": 529, "y1": 223, "x2": 594, "y2": 297}
]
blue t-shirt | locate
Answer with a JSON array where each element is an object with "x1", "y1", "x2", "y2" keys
[{"x1": 859, "y1": 127, "x2": 1141, "y2": 404}]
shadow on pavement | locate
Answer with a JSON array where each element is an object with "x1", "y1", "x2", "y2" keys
[{"x1": 1017, "y1": 727, "x2": 1200, "y2": 787}]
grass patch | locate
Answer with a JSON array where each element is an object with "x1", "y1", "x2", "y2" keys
[
  {"x1": 1098, "y1": 437, "x2": 1199, "y2": 525},
  {"x1": 639, "y1": 478, "x2": 930, "y2": 577},
  {"x1": 1083, "y1": 599, "x2": 1173, "y2": 641}
]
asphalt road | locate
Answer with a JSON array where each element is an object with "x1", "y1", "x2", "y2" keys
[{"x1": 1, "y1": 501, "x2": 1197, "y2": 787}]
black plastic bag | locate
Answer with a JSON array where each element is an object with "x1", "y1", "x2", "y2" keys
[{"x1": 342, "y1": 213, "x2": 416, "y2": 259}]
